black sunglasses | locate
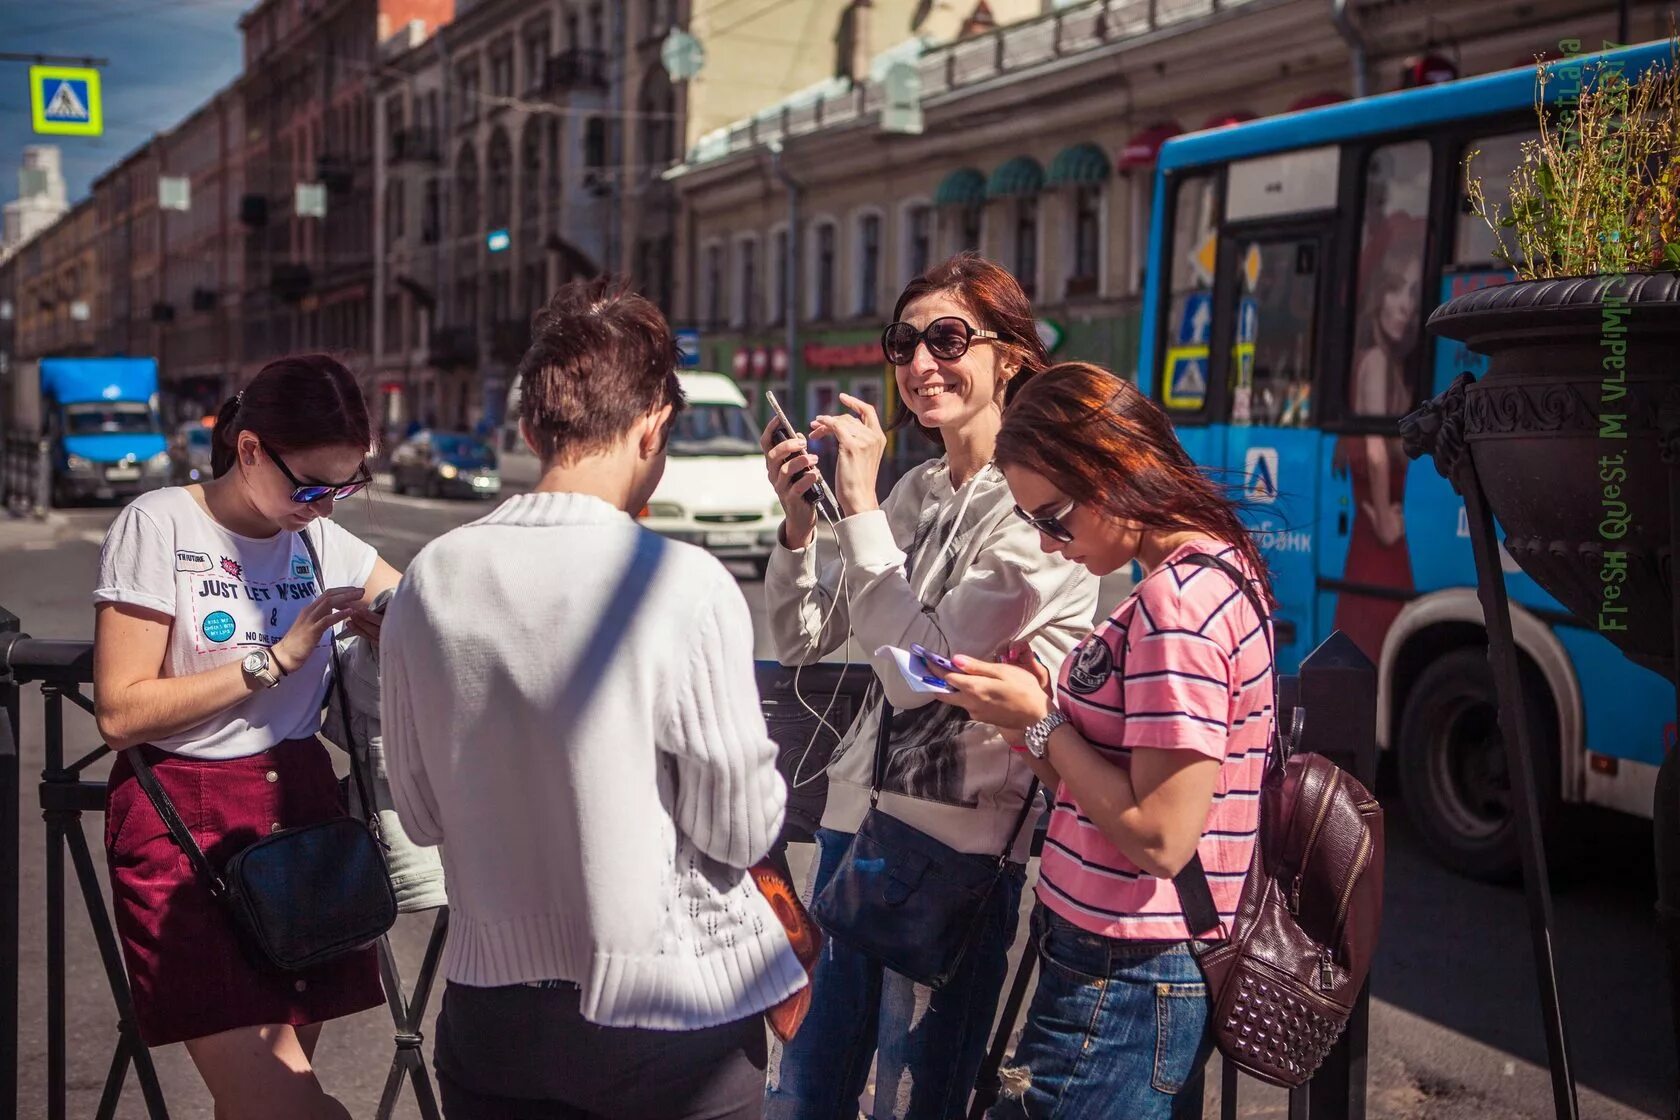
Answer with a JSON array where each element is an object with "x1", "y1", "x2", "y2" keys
[
  {"x1": 881, "y1": 316, "x2": 1001, "y2": 366},
  {"x1": 263, "y1": 445, "x2": 371, "y2": 504},
  {"x1": 1012, "y1": 499, "x2": 1077, "y2": 544}
]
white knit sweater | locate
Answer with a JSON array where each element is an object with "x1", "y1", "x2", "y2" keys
[{"x1": 380, "y1": 491, "x2": 806, "y2": 1030}]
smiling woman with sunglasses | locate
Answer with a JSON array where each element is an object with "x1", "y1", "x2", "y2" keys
[
  {"x1": 91, "y1": 354, "x2": 401, "y2": 1120},
  {"x1": 762, "y1": 255, "x2": 1097, "y2": 1120}
]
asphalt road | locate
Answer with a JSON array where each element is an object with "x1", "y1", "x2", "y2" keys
[{"x1": 0, "y1": 473, "x2": 1672, "y2": 1119}]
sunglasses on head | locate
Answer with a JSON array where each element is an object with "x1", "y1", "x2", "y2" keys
[
  {"x1": 1012, "y1": 499, "x2": 1077, "y2": 544},
  {"x1": 880, "y1": 316, "x2": 1000, "y2": 366},
  {"x1": 263, "y1": 444, "x2": 370, "y2": 504}
]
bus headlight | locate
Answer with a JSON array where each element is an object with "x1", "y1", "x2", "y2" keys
[{"x1": 65, "y1": 454, "x2": 95, "y2": 473}]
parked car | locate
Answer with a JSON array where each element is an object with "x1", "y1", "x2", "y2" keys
[
  {"x1": 637, "y1": 372, "x2": 784, "y2": 577},
  {"x1": 169, "y1": 422, "x2": 215, "y2": 484},
  {"x1": 389, "y1": 431, "x2": 502, "y2": 499}
]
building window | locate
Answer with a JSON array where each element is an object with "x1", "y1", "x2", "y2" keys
[
  {"x1": 422, "y1": 179, "x2": 441, "y2": 243},
  {"x1": 458, "y1": 63, "x2": 480, "y2": 124},
  {"x1": 490, "y1": 44, "x2": 514, "y2": 99},
  {"x1": 565, "y1": 11, "x2": 580, "y2": 48},
  {"x1": 813, "y1": 222, "x2": 836, "y2": 321},
  {"x1": 588, "y1": 3, "x2": 605, "y2": 48},
  {"x1": 705, "y1": 243, "x2": 724, "y2": 329},
  {"x1": 771, "y1": 228, "x2": 788, "y2": 325},
  {"x1": 645, "y1": 0, "x2": 663, "y2": 37},
  {"x1": 1069, "y1": 185, "x2": 1102, "y2": 296},
  {"x1": 384, "y1": 293, "x2": 402, "y2": 354},
  {"x1": 523, "y1": 26, "x2": 549, "y2": 93},
  {"x1": 546, "y1": 119, "x2": 562, "y2": 207},
  {"x1": 523, "y1": 262, "x2": 545, "y2": 314},
  {"x1": 958, "y1": 203, "x2": 982, "y2": 254},
  {"x1": 520, "y1": 122, "x2": 542, "y2": 224},
  {"x1": 384, "y1": 180, "x2": 405, "y2": 244},
  {"x1": 487, "y1": 128, "x2": 512, "y2": 229},
  {"x1": 584, "y1": 118, "x2": 608, "y2": 169},
  {"x1": 1013, "y1": 198, "x2": 1038, "y2": 299},
  {"x1": 907, "y1": 204, "x2": 932, "y2": 283},
  {"x1": 385, "y1": 98, "x2": 404, "y2": 161},
  {"x1": 738, "y1": 238, "x2": 758, "y2": 329},
  {"x1": 857, "y1": 212, "x2": 881, "y2": 317},
  {"x1": 639, "y1": 71, "x2": 676, "y2": 177},
  {"x1": 456, "y1": 143, "x2": 480, "y2": 236},
  {"x1": 457, "y1": 276, "x2": 479, "y2": 327},
  {"x1": 489, "y1": 270, "x2": 511, "y2": 323}
]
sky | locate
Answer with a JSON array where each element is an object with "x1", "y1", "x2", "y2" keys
[{"x1": 0, "y1": 0, "x2": 249, "y2": 205}]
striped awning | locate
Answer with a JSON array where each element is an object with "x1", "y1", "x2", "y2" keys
[
  {"x1": 1118, "y1": 122, "x2": 1183, "y2": 170},
  {"x1": 985, "y1": 156, "x2": 1045, "y2": 199},
  {"x1": 1044, "y1": 143, "x2": 1111, "y2": 188},
  {"x1": 933, "y1": 167, "x2": 987, "y2": 207}
]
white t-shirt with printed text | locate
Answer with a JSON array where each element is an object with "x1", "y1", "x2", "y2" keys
[{"x1": 93, "y1": 486, "x2": 378, "y2": 760}]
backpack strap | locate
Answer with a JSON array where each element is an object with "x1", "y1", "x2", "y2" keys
[{"x1": 1172, "y1": 551, "x2": 1280, "y2": 941}]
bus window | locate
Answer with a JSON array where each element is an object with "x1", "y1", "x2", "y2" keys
[
  {"x1": 1159, "y1": 175, "x2": 1218, "y2": 413},
  {"x1": 1457, "y1": 131, "x2": 1536, "y2": 267},
  {"x1": 1224, "y1": 235, "x2": 1319, "y2": 427},
  {"x1": 1349, "y1": 140, "x2": 1431, "y2": 420}
]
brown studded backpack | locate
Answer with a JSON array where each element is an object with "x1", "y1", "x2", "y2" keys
[{"x1": 1172, "y1": 553, "x2": 1386, "y2": 1089}]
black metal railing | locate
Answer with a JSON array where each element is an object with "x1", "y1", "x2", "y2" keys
[{"x1": 1, "y1": 618, "x2": 1377, "y2": 1119}]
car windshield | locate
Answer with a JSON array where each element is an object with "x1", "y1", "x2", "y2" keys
[
  {"x1": 65, "y1": 403, "x2": 157, "y2": 436},
  {"x1": 667, "y1": 403, "x2": 760, "y2": 457},
  {"x1": 431, "y1": 434, "x2": 495, "y2": 467}
]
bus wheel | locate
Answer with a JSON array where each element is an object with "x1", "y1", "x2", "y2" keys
[{"x1": 1397, "y1": 647, "x2": 1560, "y2": 884}]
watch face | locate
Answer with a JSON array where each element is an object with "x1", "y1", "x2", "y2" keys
[{"x1": 242, "y1": 651, "x2": 265, "y2": 674}]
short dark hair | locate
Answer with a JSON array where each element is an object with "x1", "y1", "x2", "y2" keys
[
  {"x1": 515, "y1": 277, "x2": 687, "y2": 463},
  {"x1": 211, "y1": 353, "x2": 372, "y2": 478}
]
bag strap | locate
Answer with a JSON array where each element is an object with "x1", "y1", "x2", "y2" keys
[
  {"x1": 298, "y1": 525, "x2": 383, "y2": 841},
  {"x1": 866, "y1": 696, "x2": 1042, "y2": 867},
  {"x1": 1171, "y1": 551, "x2": 1283, "y2": 940},
  {"x1": 129, "y1": 749, "x2": 227, "y2": 896}
]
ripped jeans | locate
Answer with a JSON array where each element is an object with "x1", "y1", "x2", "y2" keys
[
  {"x1": 988, "y1": 905, "x2": 1212, "y2": 1120},
  {"x1": 765, "y1": 827, "x2": 1026, "y2": 1120}
]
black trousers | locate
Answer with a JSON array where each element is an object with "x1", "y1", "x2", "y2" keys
[{"x1": 435, "y1": 981, "x2": 769, "y2": 1120}]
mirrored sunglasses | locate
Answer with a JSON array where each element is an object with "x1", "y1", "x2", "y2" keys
[
  {"x1": 263, "y1": 444, "x2": 370, "y2": 504},
  {"x1": 881, "y1": 316, "x2": 1000, "y2": 366},
  {"x1": 1011, "y1": 499, "x2": 1076, "y2": 543}
]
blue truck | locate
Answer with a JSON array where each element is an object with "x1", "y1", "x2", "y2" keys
[{"x1": 10, "y1": 357, "x2": 171, "y2": 506}]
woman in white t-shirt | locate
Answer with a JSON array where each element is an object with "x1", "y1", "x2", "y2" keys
[{"x1": 93, "y1": 355, "x2": 400, "y2": 1120}]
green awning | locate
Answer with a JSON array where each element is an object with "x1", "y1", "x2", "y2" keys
[
  {"x1": 933, "y1": 167, "x2": 987, "y2": 207},
  {"x1": 1044, "y1": 142, "x2": 1111, "y2": 188},
  {"x1": 985, "y1": 156, "x2": 1045, "y2": 199}
]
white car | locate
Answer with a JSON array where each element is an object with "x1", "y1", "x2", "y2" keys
[{"x1": 639, "y1": 371, "x2": 785, "y2": 576}]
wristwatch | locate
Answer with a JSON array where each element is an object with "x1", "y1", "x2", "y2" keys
[
  {"x1": 241, "y1": 648, "x2": 285, "y2": 689},
  {"x1": 1024, "y1": 708, "x2": 1068, "y2": 759}
]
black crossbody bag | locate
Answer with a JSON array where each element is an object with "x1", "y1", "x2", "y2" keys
[
  {"x1": 810, "y1": 700, "x2": 1039, "y2": 990},
  {"x1": 127, "y1": 526, "x2": 397, "y2": 972}
]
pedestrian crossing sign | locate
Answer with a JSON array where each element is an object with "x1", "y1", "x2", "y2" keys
[
  {"x1": 30, "y1": 66, "x2": 103, "y2": 137},
  {"x1": 1162, "y1": 346, "x2": 1209, "y2": 410}
]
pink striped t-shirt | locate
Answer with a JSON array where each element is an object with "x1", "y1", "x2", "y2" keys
[{"x1": 1038, "y1": 540, "x2": 1273, "y2": 941}]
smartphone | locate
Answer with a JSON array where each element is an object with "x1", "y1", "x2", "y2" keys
[
  {"x1": 764, "y1": 389, "x2": 841, "y2": 522},
  {"x1": 910, "y1": 643, "x2": 956, "y2": 674},
  {"x1": 877, "y1": 645, "x2": 956, "y2": 694}
]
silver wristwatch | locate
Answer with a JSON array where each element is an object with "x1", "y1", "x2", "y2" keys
[
  {"x1": 1024, "y1": 708, "x2": 1068, "y2": 759},
  {"x1": 241, "y1": 648, "x2": 284, "y2": 689}
]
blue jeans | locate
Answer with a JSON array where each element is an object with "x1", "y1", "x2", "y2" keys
[
  {"x1": 987, "y1": 905, "x2": 1213, "y2": 1120},
  {"x1": 766, "y1": 827, "x2": 1026, "y2": 1120}
]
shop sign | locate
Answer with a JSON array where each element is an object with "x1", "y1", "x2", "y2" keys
[{"x1": 803, "y1": 340, "x2": 881, "y2": 370}]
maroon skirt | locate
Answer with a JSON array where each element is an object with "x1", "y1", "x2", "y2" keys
[{"x1": 105, "y1": 738, "x2": 385, "y2": 1047}]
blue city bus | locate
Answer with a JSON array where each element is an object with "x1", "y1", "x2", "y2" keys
[{"x1": 1136, "y1": 40, "x2": 1677, "y2": 881}]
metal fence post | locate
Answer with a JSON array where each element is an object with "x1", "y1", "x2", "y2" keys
[
  {"x1": 1, "y1": 610, "x2": 20, "y2": 1120},
  {"x1": 1297, "y1": 632, "x2": 1377, "y2": 1120}
]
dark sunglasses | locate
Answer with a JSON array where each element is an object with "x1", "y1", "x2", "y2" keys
[
  {"x1": 263, "y1": 444, "x2": 370, "y2": 503},
  {"x1": 880, "y1": 316, "x2": 1000, "y2": 366},
  {"x1": 1012, "y1": 499, "x2": 1077, "y2": 544}
]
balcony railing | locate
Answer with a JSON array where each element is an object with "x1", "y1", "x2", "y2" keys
[{"x1": 543, "y1": 49, "x2": 609, "y2": 93}]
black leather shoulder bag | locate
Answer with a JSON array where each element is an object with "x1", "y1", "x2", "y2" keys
[
  {"x1": 810, "y1": 699, "x2": 1039, "y2": 990},
  {"x1": 127, "y1": 526, "x2": 397, "y2": 972}
]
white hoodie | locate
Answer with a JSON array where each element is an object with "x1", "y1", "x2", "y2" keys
[{"x1": 766, "y1": 458, "x2": 1097, "y2": 861}]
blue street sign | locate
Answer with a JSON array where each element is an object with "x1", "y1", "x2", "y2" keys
[
  {"x1": 1177, "y1": 291, "x2": 1212, "y2": 345},
  {"x1": 1237, "y1": 296, "x2": 1259, "y2": 345},
  {"x1": 486, "y1": 228, "x2": 510, "y2": 252},
  {"x1": 675, "y1": 328, "x2": 700, "y2": 368}
]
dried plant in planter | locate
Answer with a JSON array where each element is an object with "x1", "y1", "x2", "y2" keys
[{"x1": 1465, "y1": 43, "x2": 1680, "y2": 279}]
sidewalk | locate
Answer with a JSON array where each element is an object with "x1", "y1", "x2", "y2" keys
[{"x1": 0, "y1": 509, "x2": 71, "y2": 553}]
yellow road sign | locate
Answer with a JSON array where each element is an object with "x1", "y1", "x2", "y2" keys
[{"x1": 30, "y1": 66, "x2": 103, "y2": 136}]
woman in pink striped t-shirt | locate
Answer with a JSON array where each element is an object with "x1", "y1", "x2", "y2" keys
[{"x1": 930, "y1": 362, "x2": 1275, "y2": 1120}]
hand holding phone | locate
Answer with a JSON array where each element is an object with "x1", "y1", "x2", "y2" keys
[
  {"x1": 877, "y1": 645, "x2": 956, "y2": 695},
  {"x1": 910, "y1": 643, "x2": 957, "y2": 675},
  {"x1": 765, "y1": 390, "x2": 841, "y2": 523}
]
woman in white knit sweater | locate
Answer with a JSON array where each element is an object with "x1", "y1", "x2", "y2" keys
[{"x1": 381, "y1": 279, "x2": 805, "y2": 1120}]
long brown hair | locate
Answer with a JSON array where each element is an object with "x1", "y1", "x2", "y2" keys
[
  {"x1": 211, "y1": 354, "x2": 371, "y2": 478},
  {"x1": 887, "y1": 252, "x2": 1050, "y2": 443},
  {"x1": 996, "y1": 361, "x2": 1271, "y2": 597}
]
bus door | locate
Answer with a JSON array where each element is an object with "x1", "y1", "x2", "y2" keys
[{"x1": 1210, "y1": 146, "x2": 1342, "y2": 672}]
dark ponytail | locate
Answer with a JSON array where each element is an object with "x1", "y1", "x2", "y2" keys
[{"x1": 211, "y1": 354, "x2": 372, "y2": 479}]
